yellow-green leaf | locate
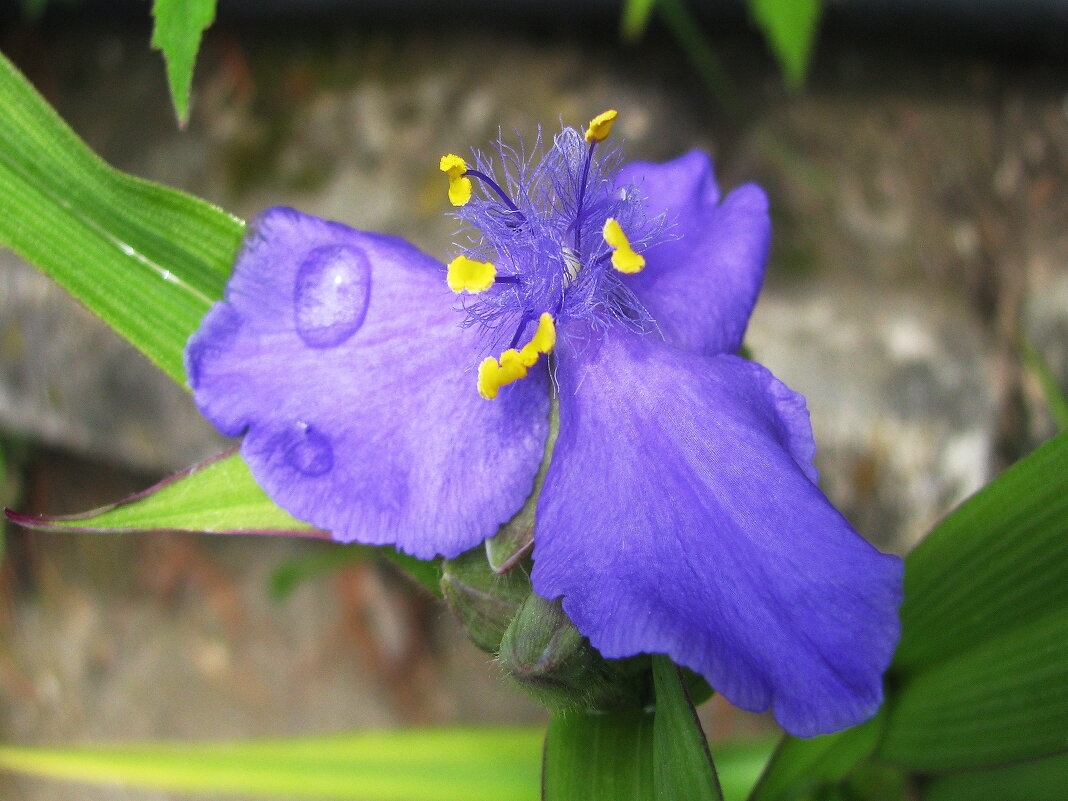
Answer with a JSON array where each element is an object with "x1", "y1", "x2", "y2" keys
[
  {"x1": 0, "y1": 728, "x2": 542, "y2": 801},
  {"x1": 4, "y1": 450, "x2": 443, "y2": 597}
]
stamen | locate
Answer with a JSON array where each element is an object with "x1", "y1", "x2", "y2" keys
[
  {"x1": 440, "y1": 154, "x2": 473, "y2": 206},
  {"x1": 603, "y1": 218, "x2": 646, "y2": 274},
  {"x1": 522, "y1": 313, "x2": 556, "y2": 360},
  {"x1": 477, "y1": 312, "x2": 556, "y2": 400},
  {"x1": 575, "y1": 110, "x2": 617, "y2": 254},
  {"x1": 447, "y1": 256, "x2": 497, "y2": 293},
  {"x1": 584, "y1": 109, "x2": 618, "y2": 144},
  {"x1": 464, "y1": 169, "x2": 525, "y2": 220}
]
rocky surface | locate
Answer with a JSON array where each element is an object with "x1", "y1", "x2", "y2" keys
[{"x1": 0, "y1": 16, "x2": 1065, "y2": 800}]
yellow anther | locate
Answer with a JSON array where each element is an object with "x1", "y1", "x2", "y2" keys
[
  {"x1": 447, "y1": 256, "x2": 496, "y2": 293},
  {"x1": 478, "y1": 351, "x2": 528, "y2": 400},
  {"x1": 500, "y1": 349, "x2": 531, "y2": 374},
  {"x1": 439, "y1": 153, "x2": 472, "y2": 206},
  {"x1": 584, "y1": 109, "x2": 618, "y2": 143},
  {"x1": 477, "y1": 358, "x2": 502, "y2": 400},
  {"x1": 477, "y1": 313, "x2": 557, "y2": 399},
  {"x1": 603, "y1": 217, "x2": 646, "y2": 274},
  {"x1": 519, "y1": 312, "x2": 556, "y2": 364}
]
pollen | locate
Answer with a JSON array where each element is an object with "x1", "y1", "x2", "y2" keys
[
  {"x1": 439, "y1": 153, "x2": 473, "y2": 206},
  {"x1": 521, "y1": 312, "x2": 556, "y2": 361},
  {"x1": 447, "y1": 256, "x2": 496, "y2": 293},
  {"x1": 602, "y1": 218, "x2": 646, "y2": 274},
  {"x1": 477, "y1": 313, "x2": 556, "y2": 399},
  {"x1": 584, "y1": 109, "x2": 618, "y2": 143}
]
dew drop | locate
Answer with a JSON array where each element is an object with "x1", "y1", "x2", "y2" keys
[
  {"x1": 293, "y1": 244, "x2": 371, "y2": 348},
  {"x1": 284, "y1": 423, "x2": 334, "y2": 476}
]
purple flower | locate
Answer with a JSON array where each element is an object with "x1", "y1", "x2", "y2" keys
[{"x1": 185, "y1": 111, "x2": 903, "y2": 737}]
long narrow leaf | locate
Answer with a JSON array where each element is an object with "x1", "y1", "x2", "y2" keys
[
  {"x1": 924, "y1": 751, "x2": 1068, "y2": 801},
  {"x1": 713, "y1": 739, "x2": 777, "y2": 801},
  {"x1": 5, "y1": 449, "x2": 320, "y2": 537},
  {"x1": 1022, "y1": 337, "x2": 1068, "y2": 430},
  {"x1": 879, "y1": 609, "x2": 1068, "y2": 771},
  {"x1": 652, "y1": 655, "x2": 723, "y2": 800},
  {"x1": 4, "y1": 449, "x2": 442, "y2": 596},
  {"x1": 0, "y1": 728, "x2": 542, "y2": 801},
  {"x1": 543, "y1": 709, "x2": 655, "y2": 800},
  {"x1": 747, "y1": 713, "x2": 883, "y2": 801},
  {"x1": 0, "y1": 50, "x2": 243, "y2": 386},
  {"x1": 893, "y1": 430, "x2": 1068, "y2": 672}
]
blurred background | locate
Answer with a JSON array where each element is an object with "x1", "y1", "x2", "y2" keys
[{"x1": 0, "y1": 0, "x2": 1066, "y2": 798}]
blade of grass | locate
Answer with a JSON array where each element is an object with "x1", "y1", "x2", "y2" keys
[
  {"x1": 0, "y1": 728, "x2": 542, "y2": 801},
  {"x1": 0, "y1": 50, "x2": 243, "y2": 387}
]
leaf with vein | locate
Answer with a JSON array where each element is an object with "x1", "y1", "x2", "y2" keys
[{"x1": 0, "y1": 50, "x2": 243, "y2": 387}]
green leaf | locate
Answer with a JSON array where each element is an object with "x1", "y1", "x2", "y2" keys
[
  {"x1": 5, "y1": 450, "x2": 443, "y2": 597},
  {"x1": 269, "y1": 544, "x2": 377, "y2": 598},
  {"x1": 6, "y1": 449, "x2": 317, "y2": 536},
  {"x1": 878, "y1": 608, "x2": 1068, "y2": 771},
  {"x1": 1022, "y1": 337, "x2": 1068, "y2": 430},
  {"x1": 270, "y1": 542, "x2": 443, "y2": 600},
  {"x1": 924, "y1": 750, "x2": 1068, "y2": 801},
  {"x1": 621, "y1": 0, "x2": 658, "y2": 42},
  {"x1": 747, "y1": 0, "x2": 822, "y2": 89},
  {"x1": 651, "y1": 655, "x2": 723, "y2": 800},
  {"x1": 747, "y1": 713, "x2": 884, "y2": 801},
  {"x1": 711, "y1": 739, "x2": 777, "y2": 801},
  {"x1": 542, "y1": 660, "x2": 762, "y2": 801},
  {"x1": 0, "y1": 727, "x2": 542, "y2": 801},
  {"x1": 0, "y1": 50, "x2": 243, "y2": 387},
  {"x1": 875, "y1": 432, "x2": 1068, "y2": 770},
  {"x1": 543, "y1": 708, "x2": 655, "y2": 800},
  {"x1": 656, "y1": 0, "x2": 739, "y2": 114},
  {"x1": 893, "y1": 431, "x2": 1068, "y2": 673},
  {"x1": 151, "y1": 0, "x2": 218, "y2": 125}
]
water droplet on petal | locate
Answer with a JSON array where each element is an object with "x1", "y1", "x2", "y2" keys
[
  {"x1": 294, "y1": 244, "x2": 371, "y2": 348},
  {"x1": 284, "y1": 423, "x2": 334, "y2": 476}
]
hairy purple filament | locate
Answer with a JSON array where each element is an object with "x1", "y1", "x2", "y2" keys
[
  {"x1": 464, "y1": 169, "x2": 526, "y2": 220},
  {"x1": 572, "y1": 141, "x2": 597, "y2": 255}
]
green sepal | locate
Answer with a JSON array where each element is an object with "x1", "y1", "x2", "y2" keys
[
  {"x1": 440, "y1": 545, "x2": 532, "y2": 654},
  {"x1": 499, "y1": 593, "x2": 651, "y2": 713}
]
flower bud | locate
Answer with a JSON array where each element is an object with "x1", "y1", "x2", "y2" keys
[
  {"x1": 440, "y1": 545, "x2": 532, "y2": 654},
  {"x1": 498, "y1": 593, "x2": 650, "y2": 713}
]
